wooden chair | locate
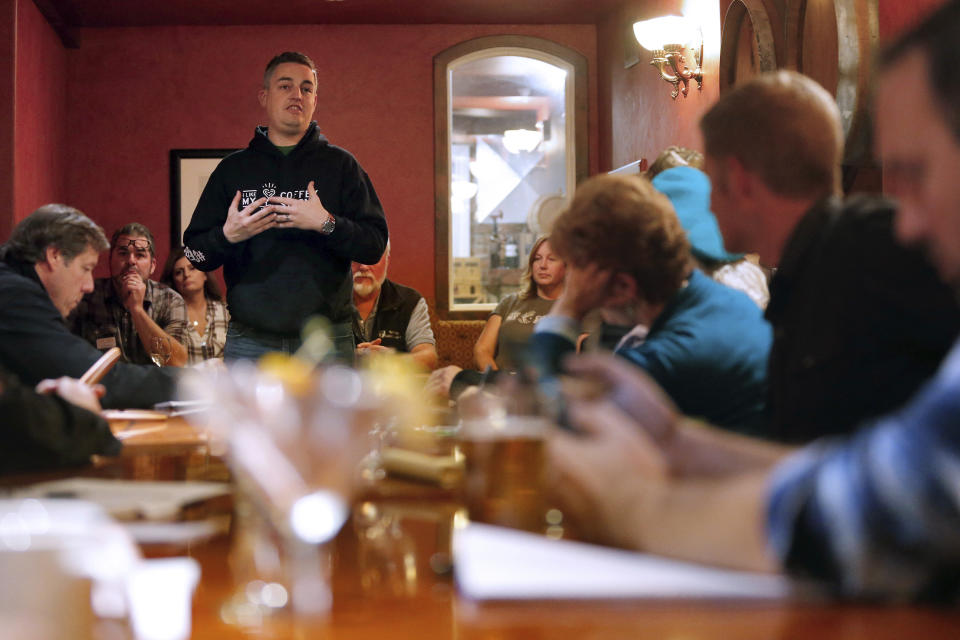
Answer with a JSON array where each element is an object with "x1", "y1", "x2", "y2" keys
[{"x1": 427, "y1": 303, "x2": 485, "y2": 370}]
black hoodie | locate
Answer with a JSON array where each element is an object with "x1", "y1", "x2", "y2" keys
[{"x1": 183, "y1": 122, "x2": 388, "y2": 333}]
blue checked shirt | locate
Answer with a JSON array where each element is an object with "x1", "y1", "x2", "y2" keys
[{"x1": 767, "y1": 338, "x2": 960, "y2": 601}]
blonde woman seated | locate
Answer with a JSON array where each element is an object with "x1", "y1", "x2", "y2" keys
[
  {"x1": 427, "y1": 236, "x2": 565, "y2": 398},
  {"x1": 161, "y1": 247, "x2": 230, "y2": 364},
  {"x1": 475, "y1": 235, "x2": 566, "y2": 371}
]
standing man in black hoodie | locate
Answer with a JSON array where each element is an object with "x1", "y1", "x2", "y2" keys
[{"x1": 183, "y1": 51, "x2": 389, "y2": 362}]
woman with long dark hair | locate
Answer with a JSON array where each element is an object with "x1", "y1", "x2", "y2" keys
[{"x1": 160, "y1": 247, "x2": 230, "y2": 363}]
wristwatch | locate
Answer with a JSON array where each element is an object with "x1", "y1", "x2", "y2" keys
[{"x1": 320, "y1": 214, "x2": 336, "y2": 235}]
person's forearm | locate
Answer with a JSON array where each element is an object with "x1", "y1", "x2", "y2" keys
[
  {"x1": 668, "y1": 418, "x2": 794, "y2": 477},
  {"x1": 410, "y1": 345, "x2": 438, "y2": 371},
  {"x1": 130, "y1": 310, "x2": 188, "y2": 367},
  {"x1": 474, "y1": 316, "x2": 502, "y2": 370},
  {"x1": 474, "y1": 349, "x2": 496, "y2": 370},
  {"x1": 629, "y1": 470, "x2": 779, "y2": 573}
]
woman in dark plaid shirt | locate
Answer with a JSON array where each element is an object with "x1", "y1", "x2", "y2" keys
[{"x1": 162, "y1": 247, "x2": 230, "y2": 364}]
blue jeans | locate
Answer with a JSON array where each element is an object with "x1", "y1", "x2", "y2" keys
[{"x1": 224, "y1": 321, "x2": 355, "y2": 364}]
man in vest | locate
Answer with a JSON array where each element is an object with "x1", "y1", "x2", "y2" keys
[{"x1": 352, "y1": 242, "x2": 437, "y2": 370}]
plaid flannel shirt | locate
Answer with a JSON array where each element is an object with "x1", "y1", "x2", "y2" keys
[
  {"x1": 71, "y1": 278, "x2": 188, "y2": 365},
  {"x1": 183, "y1": 298, "x2": 230, "y2": 364},
  {"x1": 768, "y1": 339, "x2": 960, "y2": 601}
]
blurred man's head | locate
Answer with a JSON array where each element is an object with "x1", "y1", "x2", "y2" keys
[
  {"x1": 550, "y1": 174, "x2": 690, "y2": 315},
  {"x1": 699, "y1": 71, "x2": 842, "y2": 261},
  {"x1": 352, "y1": 242, "x2": 391, "y2": 300},
  {"x1": 878, "y1": 0, "x2": 960, "y2": 286},
  {"x1": 700, "y1": 70, "x2": 842, "y2": 201},
  {"x1": 2, "y1": 204, "x2": 109, "y2": 318},
  {"x1": 109, "y1": 223, "x2": 156, "y2": 286}
]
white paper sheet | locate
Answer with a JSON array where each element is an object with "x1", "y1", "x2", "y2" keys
[
  {"x1": 123, "y1": 519, "x2": 226, "y2": 545},
  {"x1": 5, "y1": 478, "x2": 230, "y2": 521},
  {"x1": 454, "y1": 523, "x2": 792, "y2": 600}
]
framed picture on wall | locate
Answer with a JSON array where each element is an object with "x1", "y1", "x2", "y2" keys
[{"x1": 169, "y1": 149, "x2": 236, "y2": 249}]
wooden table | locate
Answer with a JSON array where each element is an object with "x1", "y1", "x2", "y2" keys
[{"x1": 84, "y1": 417, "x2": 960, "y2": 638}]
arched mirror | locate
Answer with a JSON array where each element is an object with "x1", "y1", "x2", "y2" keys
[{"x1": 435, "y1": 36, "x2": 588, "y2": 318}]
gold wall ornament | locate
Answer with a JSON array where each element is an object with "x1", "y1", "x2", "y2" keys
[
  {"x1": 634, "y1": 16, "x2": 705, "y2": 100},
  {"x1": 649, "y1": 44, "x2": 704, "y2": 100}
]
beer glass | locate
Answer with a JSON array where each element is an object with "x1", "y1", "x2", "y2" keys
[{"x1": 459, "y1": 414, "x2": 549, "y2": 532}]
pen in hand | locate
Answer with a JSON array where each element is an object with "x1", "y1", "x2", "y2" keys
[{"x1": 80, "y1": 347, "x2": 122, "y2": 385}]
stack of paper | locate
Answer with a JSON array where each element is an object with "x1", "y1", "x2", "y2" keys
[{"x1": 454, "y1": 523, "x2": 791, "y2": 600}]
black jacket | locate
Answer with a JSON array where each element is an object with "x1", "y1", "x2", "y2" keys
[
  {"x1": 0, "y1": 367, "x2": 120, "y2": 475},
  {"x1": 352, "y1": 279, "x2": 424, "y2": 351},
  {"x1": 183, "y1": 122, "x2": 389, "y2": 333},
  {"x1": 0, "y1": 256, "x2": 176, "y2": 409},
  {"x1": 765, "y1": 195, "x2": 960, "y2": 442}
]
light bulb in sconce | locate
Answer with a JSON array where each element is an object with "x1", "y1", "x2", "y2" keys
[{"x1": 633, "y1": 16, "x2": 704, "y2": 100}]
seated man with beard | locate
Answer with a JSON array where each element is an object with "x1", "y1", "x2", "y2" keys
[
  {"x1": 71, "y1": 223, "x2": 189, "y2": 367},
  {"x1": 351, "y1": 242, "x2": 437, "y2": 370}
]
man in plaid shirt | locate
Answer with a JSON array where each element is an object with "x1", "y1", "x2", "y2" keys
[{"x1": 72, "y1": 223, "x2": 188, "y2": 367}]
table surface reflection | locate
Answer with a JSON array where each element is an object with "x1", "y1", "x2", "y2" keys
[{"x1": 67, "y1": 417, "x2": 960, "y2": 638}]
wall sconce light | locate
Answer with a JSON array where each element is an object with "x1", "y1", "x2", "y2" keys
[{"x1": 633, "y1": 16, "x2": 704, "y2": 100}]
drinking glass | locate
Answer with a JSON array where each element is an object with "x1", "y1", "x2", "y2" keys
[
  {"x1": 353, "y1": 502, "x2": 418, "y2": 598},
  {"x1": 457, "y1": 373, "x2": 551, "y2": 533},
  {"x1": 459, "y1": 414, "x2": 549, "y2": 532},
  {"x1": 180, "y1": 358, "x2": 390, "y2": 628},
  {"x1": 149, "y1": 336, "x2": 172, "y2": 367}
]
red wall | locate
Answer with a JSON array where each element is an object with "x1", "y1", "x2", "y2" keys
[
  {"x1": 62, "y1": 24, "x2": 598, "y2": 297},
  {"x1": 597, "y1": 0, "x2": 721, "y2": 172},
  {"x1": 0, "y1": 0, "x2": 14, "y2": 242},
  {"x1": 14, "y1": 0, "x2": 68, "y2": 223}
]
